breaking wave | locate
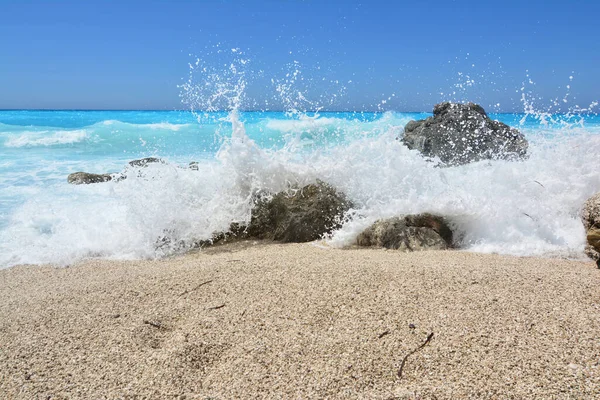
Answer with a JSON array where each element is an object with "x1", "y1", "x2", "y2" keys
[{"x1": 4, "y1": 129, "x2": 90, "y2": 148}]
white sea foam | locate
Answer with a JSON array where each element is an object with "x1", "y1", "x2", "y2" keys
[
  {"x1": 266, "y1": 115, "x2": 345, "y2": 132},
  {"x1": 4, "y1": 129, "x2": 90, "y2": 147},
  {"x1": 1, "y1": 111, "x2": 598, "y2": 268},
  {"x1": 1, "y1": 50, "x2": 598, "y2": 268}
]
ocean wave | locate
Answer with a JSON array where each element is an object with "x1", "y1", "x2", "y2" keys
[
  {"x1": 4, "y1": 129, "x2": 90, "y2": 147},
  {"x1": 101, "y1": 120, "x2": 191, "y2": 131},
  {"x1": 1, "y1": 111, "x2": 599, "y2": 268}
]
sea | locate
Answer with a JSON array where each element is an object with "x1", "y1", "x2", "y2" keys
[{"x1": 1, "y1": 109, "x2": 599, "y2": 268}]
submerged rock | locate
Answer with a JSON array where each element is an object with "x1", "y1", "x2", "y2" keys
[
  {"x1": 402, "y1": 102, "x2": 528, "y2": 166},
  {"x1": 356, "y1": 213, "x2": 454, "y2": 251},
  {"x1": 67, "y1": 172, "x2": 113, "y2": 185},
  {"x1": 582, "y1": 193, "x2": 600, "y2": 267},
  {"x1": 67, "y1": 157, "x2": 177, "y2": 184},
  {"x1": 247, "y1": 181, "x2": 353, "y2": 243},
  {"x1": 128, "y1": 157, "x2": 163, "y2": 167}
]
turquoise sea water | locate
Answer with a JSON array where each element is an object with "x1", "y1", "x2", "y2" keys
[{"x1": 1, "y1": 110, "x2": 599, "y2": 267}]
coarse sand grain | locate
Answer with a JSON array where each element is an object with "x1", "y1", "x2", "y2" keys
[{"x1": 1, "y1": 241, "x2": 599, "y2": 399}]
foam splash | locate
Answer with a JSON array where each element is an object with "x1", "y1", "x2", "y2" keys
[
  {"x1": 1, "y1": 52, "x2": 599, "y2": 268},
  {"x1": 1, "y1": 112, "x2": 599, "y2": 267}
]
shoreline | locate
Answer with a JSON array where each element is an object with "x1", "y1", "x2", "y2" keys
[{"x1": 1, "y1": 241, "x2": 599, "y2": 398}]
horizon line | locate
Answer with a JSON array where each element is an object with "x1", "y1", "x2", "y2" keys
[{"x1": 0, "y1": 108, "x2": 553, "y2": 115}]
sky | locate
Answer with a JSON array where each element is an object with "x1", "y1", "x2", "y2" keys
[{"x1": 1, "y1": 0, "x2": 598, "y2": 112}]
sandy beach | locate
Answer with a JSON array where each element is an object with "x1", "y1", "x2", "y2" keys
[{"x1": 1, "y1": 241, "x2": 599, "y2": 399}]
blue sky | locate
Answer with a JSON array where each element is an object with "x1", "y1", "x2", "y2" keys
[{"x1": 1, "y1": 0, "x2": 598, "y2": 112}]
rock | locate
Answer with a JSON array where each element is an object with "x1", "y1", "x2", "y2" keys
[
  {"x1": 246, "y1": 181, "x2": 353, "y2": 243},
  {"x1": 582, "y1": 193, "x2": 600, "y2": 267},
  {"x1": 155, "y1": 223, "x2": 248, "y2": 252},
  {"x1": 67, "y1": 158, "x2": 167, "y2": 184},
  {"x1": 402, "y1": 102, "x2": 528, "y2": 166},
  {"x1": 67, "y1": 172, "x2": 112, "y2": 185},
  {"x1": 356, "y1": 213, "x2": 454, "y2": 251},
  {"x1": 128, "y1": 157, "x2": 163, "y2": 167}
]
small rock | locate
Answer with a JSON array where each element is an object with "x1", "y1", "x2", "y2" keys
[
  {"x1": 356, "y1": 213, "x2": 454, "y2": 251},
  {"x1": 67, "y1": 172, "x2": 112, "y2": 185},
  {"x1": 128, "y1": 157, "x2": 163, "y2": 167}
]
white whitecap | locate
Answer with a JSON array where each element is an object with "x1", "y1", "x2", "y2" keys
[{"x1": 4, "y1": 129, "x2": 90, "y2": 147}]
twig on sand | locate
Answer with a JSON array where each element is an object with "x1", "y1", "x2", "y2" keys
[
  {"x1": 397, "y1": 332, "x2": 434, "y2": 380},
  {"x1": 143, "y1": 320, "x2": 164, "y2": 329},
  {"x1": 378, "y1": 330, "x2": 391, "y2": 339},
  {"x1": 179, "y1": 279, "x2": 213, "y2": 296},
  {"x1": 207, "y1": 304, "x2": 226, "y2": 310}
]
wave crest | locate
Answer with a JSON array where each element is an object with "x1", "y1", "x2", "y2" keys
[
  {"x1": 4, "y1": 130, "x2": 90, "y2": 148},
  {"x1": 101, "y1": 120, "x2": 191, "y2": 131}
]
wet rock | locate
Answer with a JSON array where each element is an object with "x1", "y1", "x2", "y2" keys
[
  {"x1": 194, "y1": 223, "x2": 248, "y2": 248},
  {"x1": 67, "y1": 172, "x2": 113, "y2": 185},
  {"x1": 582, "y1": 192, "x2": 600, "y2": 267},
  {"x1": 356, "y1": 213, "x2": 454, "y2": 251},
  {"x1": 402, "y1": 102, "x2": 528, "y2": 166},
  {"x1": 246, "y1": 181, "x2": 353, "y2": 243},
  {"x1": 128, "y1": 157, "x2": 163, "y2": 167},
  {"x1": 155, "y1": 223, "x2": 244, "y2": 252},
  {"x1": 68, "y1": 158, "x2": 168, "y2": 184}
]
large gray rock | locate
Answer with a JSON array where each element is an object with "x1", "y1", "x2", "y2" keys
[
  {"x1": 402, "y1": 102, "x2": 528, "y2": 166},
  {"x1": 356, "y1": 213, "x2": 454, "y2": 251},
  {"x1": 246, "y1": 181, "x2": 353, "y2": 243},
  {"x1": 67, "y1": 172, "x2": 112, "y2": 185},
  {"x1": 582, "y1": 193, "x2": 600, "y2": 267}
]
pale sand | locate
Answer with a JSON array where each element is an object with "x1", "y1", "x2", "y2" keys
[{"x1": 1, "y1": 241, "x2": 599, "y2": 399}]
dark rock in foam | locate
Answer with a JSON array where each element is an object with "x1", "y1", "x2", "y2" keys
[
  {"x1": 582, "y1": 192, "x2": 600, "y2": 267},
  {"x1": 67, "y1": 172, "x2": 113, "y2": 185},
  {"x1": 402, "y1": 102, "x2": 528, "y2": 166},
  {"x1": 356, "y1": 213, "x2": 454, "y2": 251},
  {"x1": 246, "y1": 180, "x2": 353, "y2": 243},
  {"x1": 128, "y1": 157, "x2": 163, "y2": 167},
  {"x1": 160, "y1": 181, "x2": 353, "y2": 250},
  {"x1": 67, "y1": 157, "x2": 182, "y2": 185}
]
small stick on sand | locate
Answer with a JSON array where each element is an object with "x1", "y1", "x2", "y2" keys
[
  {"x1": 179, "y1": 279, "x2": 213, "y2": 296},
  {"x1": 378, "y1": 330, "x2": 391, "y2": 339},
  {"x1": 397, "y1": 332, "x2": 434, "y2": 380},
  {"x1": 143, "y1": 320, "x2": 163, "y2": 329},
  {"x1": 207, "y1": 304, "x2": 226, "y2": 310}
]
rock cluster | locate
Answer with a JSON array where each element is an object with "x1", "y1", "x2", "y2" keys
[
  {"x1": 64, "y1": 102, "x2": 545, "y2": 257},
  {"x1": 402, "y1": 102, "x2": 528, "y2": 166}
]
